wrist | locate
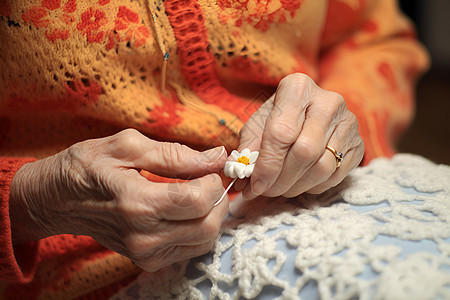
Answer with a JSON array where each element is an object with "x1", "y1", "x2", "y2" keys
[{"x1": 9, "y1": 157, "x2": 62, "y2": 244}]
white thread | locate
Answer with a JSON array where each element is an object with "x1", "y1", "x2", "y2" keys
[{"x1": 214, "y1": 178, "x2": 237, "y2": 207}]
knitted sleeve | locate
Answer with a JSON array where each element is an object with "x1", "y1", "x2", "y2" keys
[
  {"x1": 0, "y1": 157, "x2": 39, "y2": 283},
  {"x1": 318, "y1": 0, "x2": 430, "y2": 164}
]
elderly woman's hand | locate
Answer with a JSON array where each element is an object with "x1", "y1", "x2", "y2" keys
[
  {"x1": 237, "y1": 73, "x2": 365, "y2": 199},
  {"x1": 9, "y1": 129, "x2": 228, "y2": 272}
]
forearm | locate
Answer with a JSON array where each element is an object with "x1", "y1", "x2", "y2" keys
[{"x1": 9, "y1": 160, "x2": 52, "y2": 244}]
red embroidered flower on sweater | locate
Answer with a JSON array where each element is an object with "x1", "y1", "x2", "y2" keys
[
  {"x1": 106, "y1": 6, "x2": 151, "y2": 50},
  {"x1": 76, "y1": 7, "x2": 108, "y2": 43},
  {"x1": 217, "y1": 0, "x2": 303, "y2": 31},
  {"x1": 22, "y1": 0, "x2": 77, "y2": 42},
  {"x1": 145, "y1": 91, "x2": 184, "y2": 136}
]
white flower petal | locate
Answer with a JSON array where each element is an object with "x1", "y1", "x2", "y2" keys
[
  {"x1": 244, "y1": 164, "x2": 254, "y2": 177},
  {"x1": 234, "y1": 163, "x2": 246, "y2": 179},
  {"x1": 224, "y1": 149, "x2": 259, "y2": 178},
  {"x1": 241, "y1": 148, "x2": 251, "y2": 157},
  {"x1": 223, "y1": 161, "x2": 233, "y2": 177},
  {"x1": 248, "y1": 151, "x2": 259, "y2": 164},
  {"x1": 231, "y1": 162, "x2": 239, "y2": 178},
  {"x1": 231, "y1": 150, "x2": 241, "y2": 160},
  {"x1": 228, "y1": 165, "x2": 238, "y2": 178}
]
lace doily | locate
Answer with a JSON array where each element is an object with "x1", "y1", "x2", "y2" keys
[{"x1": 111, "y1": 154, "x2": 450, "y2": 299}]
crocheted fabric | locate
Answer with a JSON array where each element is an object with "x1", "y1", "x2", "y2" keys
[{"x1": 111, "y1": 154, "x2": 450, "y2": 299}]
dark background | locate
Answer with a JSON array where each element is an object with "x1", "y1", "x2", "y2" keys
[{"x1": 397, "y1": 0, "x2": 450, "y2": 164}]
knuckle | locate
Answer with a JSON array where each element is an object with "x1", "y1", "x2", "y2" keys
[
  {"x1": 138, "y1": 257, "x2": 167, "y2": 273},
  {"x1": 123, "y1": 234, "x2": 155, "y2": 259},
  {"x1": 278, "y1": 74, "x2": 317, "y2": 105},
  {"x1": 109, "y1": 129, "x2": 143, "y2": 156},
  {"x1": 201, "y1": 218, "x2": 221, "y2": 240},
  {"x1": 191, "y1": 197, "x2": 211, "y2": 217},
  {"x1": 195, "y1": 174, "x2": 223, "y2": 215},
  {"x1": 347, "y1": 111, "x2": 358, "y2": 127},
  {"x1": 116, "y1": 128, "x2": 141, "y2": 143},
  {"x1": 280, "y1": 73, "x2": 312, "y2": 88},
  {"x1": 323, "y1": 90, "x2": 344, "y2": 105},
  {"x1": 350, "y1": 114, "x2": 361, "y2": 136},
  {"x1": 267, "y1": 120, "x2": 299, "y2": 146},
  {"x1": 321, "y1": 91, "x2": 347, "y2": 119},
  {"x1": 160, "y1": 142, "x2": 190, "y2": 169},
  {"x1": 198, "y1": 239, "x2": 216, "y2": 256},
  {"x1": 315, "y1": 158, "x2": 335, "y2": 179},
  {"x1": 331, "y1": 91, "x2": 346, "y2": 107},
  {"x1": 292, "y1": 138, "x2": 322, "y2": 163},
  {"x1": 358, "y1": 137, "x2": 365, "y2": 154}
]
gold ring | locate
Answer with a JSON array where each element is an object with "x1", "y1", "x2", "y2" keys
[{"x1": 326, "y1": 145, "x2": 343, "y2": 168}]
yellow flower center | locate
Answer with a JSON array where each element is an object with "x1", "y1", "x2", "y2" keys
[{"x1": 237, "y1": 156, "x2": 250, "y2": 165}]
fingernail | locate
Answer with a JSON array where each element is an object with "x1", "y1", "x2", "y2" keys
[
  {"x1": 202, "y1": 146, "x2": 225, "y2": 163},
  {"x1": 241, "y1": 179, "x2": 266, "y2": 201},
  {"x1": 252, "y1": 180, "x2": 267, "y2": 196}
]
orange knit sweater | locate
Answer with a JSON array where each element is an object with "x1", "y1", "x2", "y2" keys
[{"x1": 0, "y1": 0, "x2": 429, "y2": 298}]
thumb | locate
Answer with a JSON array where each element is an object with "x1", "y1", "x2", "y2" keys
[{"x1": 147, "y1": 143, "x2": 227, "y2": 179}]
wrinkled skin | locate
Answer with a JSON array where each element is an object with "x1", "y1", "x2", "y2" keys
[
  {"x1": 235, "y1": 73, "x2": 365, "y2": 199},
  {"x1": 9, "y1": 129, "x2": 228, "y2": 272}
]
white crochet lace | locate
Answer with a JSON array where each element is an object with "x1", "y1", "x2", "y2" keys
[{"x1": 111, "y1": 154, "x2": 450, "y2": 299}]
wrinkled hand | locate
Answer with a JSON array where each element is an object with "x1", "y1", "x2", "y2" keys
[
  {"x1": 236, "y1": 73, "x2": 364, "y2": 199},
  {"x1": 9, "y1": 129, "x2": 228, "y2": 272}
]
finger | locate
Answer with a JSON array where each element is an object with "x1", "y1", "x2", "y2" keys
[
  {"x1": 243, "y1": 74, "x2": 314, "y2": 199},
  {"x1": 283, "y1": 128, "x2": 364, "y2": 197},
  {"x1": 306, "y1": 113, "x2": 364, "y2": 194},
  {"x1": 238, "y1": 95, "x2": 274, "y2": 151},
  {"x1": 261, "y1": 90, "x2": 345, "y2": 197},
  {"x1": 282, "y1": 148, "x2": 337, "y2": 198},
  {"x1": 233, "y1": 178, "x2": 249, "y2": 192},
  {"x1": 108, "y1": 129, "x2": 227, "y2": 179},
  {"x1": 137, "y1": 239, "x2": 217, "y2": 273},
  {"x1": 165, "y1": 198, "x2": 228, "y2": 246},
  {"x1": 116, "y1": 172, "x2": 226, "y2": 221},
  {"x1": 124, "y1": 195, "x2": 227, "y2": 266},
  {"x1": 235, "y1": 98, "x2": 272, "y2": 196},
  {"x1": 307, "y1": 140, "x2": 364, "y2": 194},
  {"x1": 128, "y1": 196, "x2": 227, "y2": 249}
]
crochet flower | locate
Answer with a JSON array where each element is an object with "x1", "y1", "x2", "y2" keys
[{"x1": 224, "y1": 148, "x2": 259, "y2": 179}]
